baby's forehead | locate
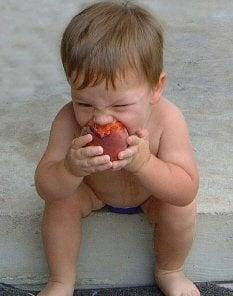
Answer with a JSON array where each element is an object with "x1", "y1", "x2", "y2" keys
[
  {"x1": 71, "y1": 69, "x2": 148, "y2": 92},
  {"x1": 116, "y1": 70, "x2": 147, "y2": 88}
]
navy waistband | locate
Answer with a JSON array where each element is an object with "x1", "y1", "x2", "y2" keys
[{"x1": 106, "y1": 205, "x2": 142, "y2": 214}]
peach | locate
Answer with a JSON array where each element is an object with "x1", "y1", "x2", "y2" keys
[{"x1": 81, "y1": 121, "x2": 129, "y2": 161}]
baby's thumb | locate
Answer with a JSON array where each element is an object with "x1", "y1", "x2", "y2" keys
[{"x1": 136, "y1": 128, "x2": 149, "y2": 139}]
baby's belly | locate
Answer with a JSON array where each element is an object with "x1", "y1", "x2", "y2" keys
[{"x1": 84, "y1": 170, "x2": 151, "y2": 207}]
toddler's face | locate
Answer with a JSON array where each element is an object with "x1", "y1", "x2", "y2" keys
[{"x1": 70, "y1": 72, "x2": 155, "y2": 135}]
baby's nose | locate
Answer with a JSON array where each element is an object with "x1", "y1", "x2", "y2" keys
[
  {"x1": 93, "y1": 113, "x2": 115, "y2": 125},
  {"x1": 92, "y1": 109, "x2": 115, "y2": 125}
]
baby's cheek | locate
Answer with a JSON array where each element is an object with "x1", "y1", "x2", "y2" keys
[
  {"x1": 74, "y1": 109, "x2": 92, "y2": 127},
  {"x1": 118, "y1": 115, "x2": 141, "y2": 136}
]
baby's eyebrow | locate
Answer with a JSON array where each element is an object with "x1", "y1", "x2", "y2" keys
[
  {"x1": 113, "y1": 98, "x2": 125, "y2": 103},
  {"x1": 113, "y1": 94, "x2": 131, "y2": 101},
  {"x1": 74, "y1": 95, "x2": 88, "y2": 101},
  {"x1": 114, "y1": 97, "x2": 136, "y2": 105}
]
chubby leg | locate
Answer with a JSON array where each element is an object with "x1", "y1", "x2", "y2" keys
[
  {"x1": 141, "y1": 197, "x2": 200, "y2": 296},
  {"x1": 38, "y1": 182, "x2": 105, "y2": 296}
]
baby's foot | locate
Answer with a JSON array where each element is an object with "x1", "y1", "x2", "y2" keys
[
  {"x1": 156, "y1": 269, "x2": 200, "y2": 296},
  {"x1": 37, "y1": 280, "x2": 74, "y2": 296}
]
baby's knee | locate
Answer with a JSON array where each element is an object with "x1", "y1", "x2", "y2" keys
[
  {"x1": 77, "y1": 182, "x2": 105, "y2": 217},
  {"x1": 42, "y1": 183, "x2": 103, "y2": 218},
  {"x1": 141, "y1": 196, "x2": 160, "y2": 225},
  {"x1": 158, "y1": 199, "x2": 197, "y2": 231},
  {"x1": 65, "y1": 183, "x2": 105, "y2": 218}
]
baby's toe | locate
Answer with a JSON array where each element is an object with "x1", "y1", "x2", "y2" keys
[{"x1": 191, "y1": 286, "x2": 200, "y2": 296}]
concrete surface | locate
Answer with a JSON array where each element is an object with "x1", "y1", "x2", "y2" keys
[
  {"x1": 1, "y1": 210, "x2": 233, "y2": 290},
  {"x1": 0, "y1": 0, "x2": 233, "y2": 289},
  {"x1": 1, "y1": 283, "x2": 233, "y2": 296},
  {"x1": 1, "y1": 282, "x2": 233, "y2": 296}
]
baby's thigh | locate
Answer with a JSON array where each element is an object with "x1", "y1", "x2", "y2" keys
[
  {"x1": 141, "y1": 196, "x2": 160, "y2": 225},
  {"x1": 73, "y1": 181, "x2": 106, "y2": 217},
  {"x1": 51, "y1": 182, "x2": 105, "y2": 218}
]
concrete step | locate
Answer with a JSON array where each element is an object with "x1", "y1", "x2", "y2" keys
[{"x1": 1, "y1": 199, "x2": 233, "y2": 290}]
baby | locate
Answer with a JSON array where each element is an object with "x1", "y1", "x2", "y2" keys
[{"x1": 35, "y1": 1, "x2": 200, "y2": 296}]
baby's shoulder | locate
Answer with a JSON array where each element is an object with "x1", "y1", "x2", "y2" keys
[
  {"x1": 55, "y1": 101, "x2": 74, "y2": 119},
  {"x1": 52, "y1": 101, "x2": 80, "y2": 135},
  {"x1": 54, "y1": 101, "x2": 77, "y2": 123},
  {"x1": 158, "y1": 97, "x2": 186, "y2": 128}
]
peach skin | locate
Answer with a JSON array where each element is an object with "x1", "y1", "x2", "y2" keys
[{"x1": 81, "y1": 121, "x2": 129, "y2": 161}]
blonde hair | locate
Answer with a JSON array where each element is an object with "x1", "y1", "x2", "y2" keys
[{"x1": 61, "y1": 1, "x2": 164, "y2": 90}]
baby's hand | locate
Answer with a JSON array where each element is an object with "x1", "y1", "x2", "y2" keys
[
  {"x1": 111, "y1": 128, "x2": 152, "y2": 173},
  {"x1": 64, "y1": 134, "x2": 112, "y2": 177}
]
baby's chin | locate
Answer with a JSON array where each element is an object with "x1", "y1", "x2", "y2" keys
[{"x1": 81, "y1": 121, "x2": 129, "y2": 161}]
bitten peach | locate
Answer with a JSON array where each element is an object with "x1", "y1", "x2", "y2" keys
[{"x1": 82, "y1": 121, "x2": 129, "y2": 161}]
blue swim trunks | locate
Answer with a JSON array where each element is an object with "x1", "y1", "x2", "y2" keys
[{"x1": 106, "y1": 205, "x2": 142, "y2": 214}]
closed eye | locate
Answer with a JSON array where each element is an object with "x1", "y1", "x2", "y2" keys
[
  {"x1": 114, "y1": 104, "x2": 129, "y2": 107},
  {"x1": 76, "y1": 103, "x2": 92, "y2": 107}
]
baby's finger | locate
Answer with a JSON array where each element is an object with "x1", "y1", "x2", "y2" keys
[
  {"x1": 127, "y1": 135, "x2": 140, "y2": 146},
  {"x1": 71, "y1": 134, "x2": 93, "y2": 150},
  {"x1": 118, "y1": 146, "x2": 138, "y2": 160},
  {"x1": 94, "y1": 161, "x2": 113, "y2": 171},
  {"x1": 78, "y1": 146, "x2": 103, "y2": 159},
  {"x1": 135, "y1": 128, "x2": 149, "y2": 139},
  {"x1": 111, "y1": 158, "x2": 129, "y2": 170},
  {"x1": 81, "y1": 154, "x2": 111, "y2": 168}
]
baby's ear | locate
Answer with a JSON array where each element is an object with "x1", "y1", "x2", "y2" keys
[{"x1": 150, "y1": 71, "x2": 167, "y2": 104}]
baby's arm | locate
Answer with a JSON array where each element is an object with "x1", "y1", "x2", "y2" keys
[
  {"x1": 35, "y1": 102, "x2": 112, "y2": 201},
  {"x1": 135, "y1": 107, "x2": 199, "y2": 207},
  {"x1": 35, "y1": 103, "x2": 83, "y2": 201}
]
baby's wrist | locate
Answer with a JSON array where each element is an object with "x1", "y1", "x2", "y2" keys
[
  {"x1": 62, "y1": 158, "x2": 84, "y2": 179},
  {"x1": 129, "y1": 153, "x2": 152, "y2": 175}
]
